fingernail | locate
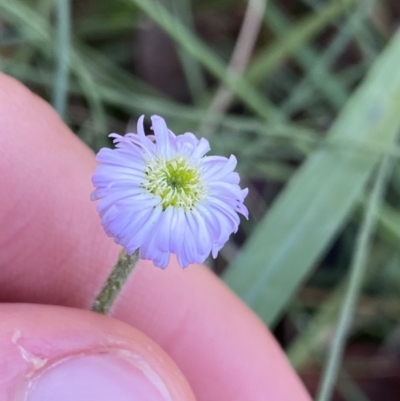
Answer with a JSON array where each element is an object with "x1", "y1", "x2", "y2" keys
[{"x1": 24, "y1": 349, "x2": 173, "y2": 401}]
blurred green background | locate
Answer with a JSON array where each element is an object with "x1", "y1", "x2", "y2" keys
[{"x1": 2, "y1": 0, "x2": 400, "y2": 399}]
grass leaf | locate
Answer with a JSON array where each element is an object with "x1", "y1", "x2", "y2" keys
[{"x1": 223, "y1": 29, "x2": 400, "y2": 327}]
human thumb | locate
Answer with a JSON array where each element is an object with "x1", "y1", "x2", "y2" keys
[{"x1": 1, "y1": 304, "x2": 195, "y2": 401}]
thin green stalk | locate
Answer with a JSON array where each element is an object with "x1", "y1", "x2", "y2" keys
[
  {"x1": 0, "y1": 0, "x2": 107, "y2": 134},
  {"x1": 262, "y1": 1, "x2": 348, "y2": 111},
  {"x1": 11, "y1": 0, "x2": 54, "y2": 70},
  {"x1": 92, "y1": 250, "x2": 139, "y2": 314},
  {"x1": 171, "y1": 0, "x2": 206, "y2": 104},
  {"x1": 287, "y1": 242, "x2": 394, "y2": 371},
  {"x1": 53, "y1": 0, "x2": 71, "y2": 119},
  {"x1": 304, "y1": 0, "x2": 378, "y2": 62},
  {"x1": 125, "y1": 0, "x2": 282, "y2": 122},
  {"x1": 281, "y1": 1, "x2": 369, "y2": 116},
  {"x1": 247, "y1": 0, "x2": 361, "y2": 83},
  {"x1": 337, "y1": 369, "x2": 372, "y2": 401},
  {"x1": 316, "y1": 156, "x2": 393, "y2": 401}
]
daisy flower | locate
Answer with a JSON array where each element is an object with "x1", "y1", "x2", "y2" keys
[{"x1": 91, "y1": 115, "x2": 248, "y2": 268}]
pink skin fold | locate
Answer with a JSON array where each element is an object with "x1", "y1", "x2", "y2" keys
[{"x1": 0, "y1": 74, "x2": 311, "y2": 401}]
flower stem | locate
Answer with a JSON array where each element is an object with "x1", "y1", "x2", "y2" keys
[{"x1": 91, "y1": 249, "x2": 139, "y2": 314}]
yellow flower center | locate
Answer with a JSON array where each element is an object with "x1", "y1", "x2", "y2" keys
[{"x1": 142, "y1": 156, "x2": 207, "y2": 210}]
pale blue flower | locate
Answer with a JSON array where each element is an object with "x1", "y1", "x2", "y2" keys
[{"x1": 91, "y1": 115, "x2": 248, "y2": 268}]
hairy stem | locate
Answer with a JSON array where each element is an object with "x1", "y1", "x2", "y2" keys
[{"x1": 91, "y1": 250, "x2": 139, "y2": 314}]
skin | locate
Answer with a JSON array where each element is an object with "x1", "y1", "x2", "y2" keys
[{"x1": 0, "y1": 73, "x2": 311, "y2": 401}]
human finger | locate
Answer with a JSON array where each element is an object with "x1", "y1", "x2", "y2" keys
[
  {"x1": 0, "y1": 74, "x2": 310, "y2": 401},
  {"x1": 0, "y1": 303, "x2": 195, "y2": 400}
]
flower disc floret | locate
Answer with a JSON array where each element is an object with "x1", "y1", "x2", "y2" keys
[
  {"x1": 143, "y1": 156, "x2": 207, "y2": 210},
  {"x1": 91, "y1": 115, "x2": 248, "y2": 269}
]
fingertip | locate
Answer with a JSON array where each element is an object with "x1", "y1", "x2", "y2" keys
[{"x1": 0, "y1": 304, "x2": 195, "y2": 401}]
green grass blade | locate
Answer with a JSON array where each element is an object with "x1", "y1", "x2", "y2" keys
[
  {"x1": 52, "y1": 0, "x2": 71, "y2": 119},
  {"x1": 263, "y1": 1, "x2": 349, "y2": 110},
  {"x1": 171, "y1": 0, "x2": 206, "y2": 104},
  {"x1": 247, "y1": 0, "x2": 360, "y2": 84},
  {"x1": 316, "y1": 156, "x2": 393, "y2": 401},
  {"x1": 124, "y1": 0, "x2": 282, "y2": 122},
  {"x1": 223, "y1": 29, "x2": 400, "y2": 327},
  {"x1": 281, "y1": 1, "x2": 370, "y2": 117},
  {"x1": 374, "y1": 202, "x2": 400, "y2": 245},
  {"x1": 286, "y1": 243, "x2": 390, "y2": 371},
  {"x1": 0, "y1": 0, "x2": 107, "y2": 133}
]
